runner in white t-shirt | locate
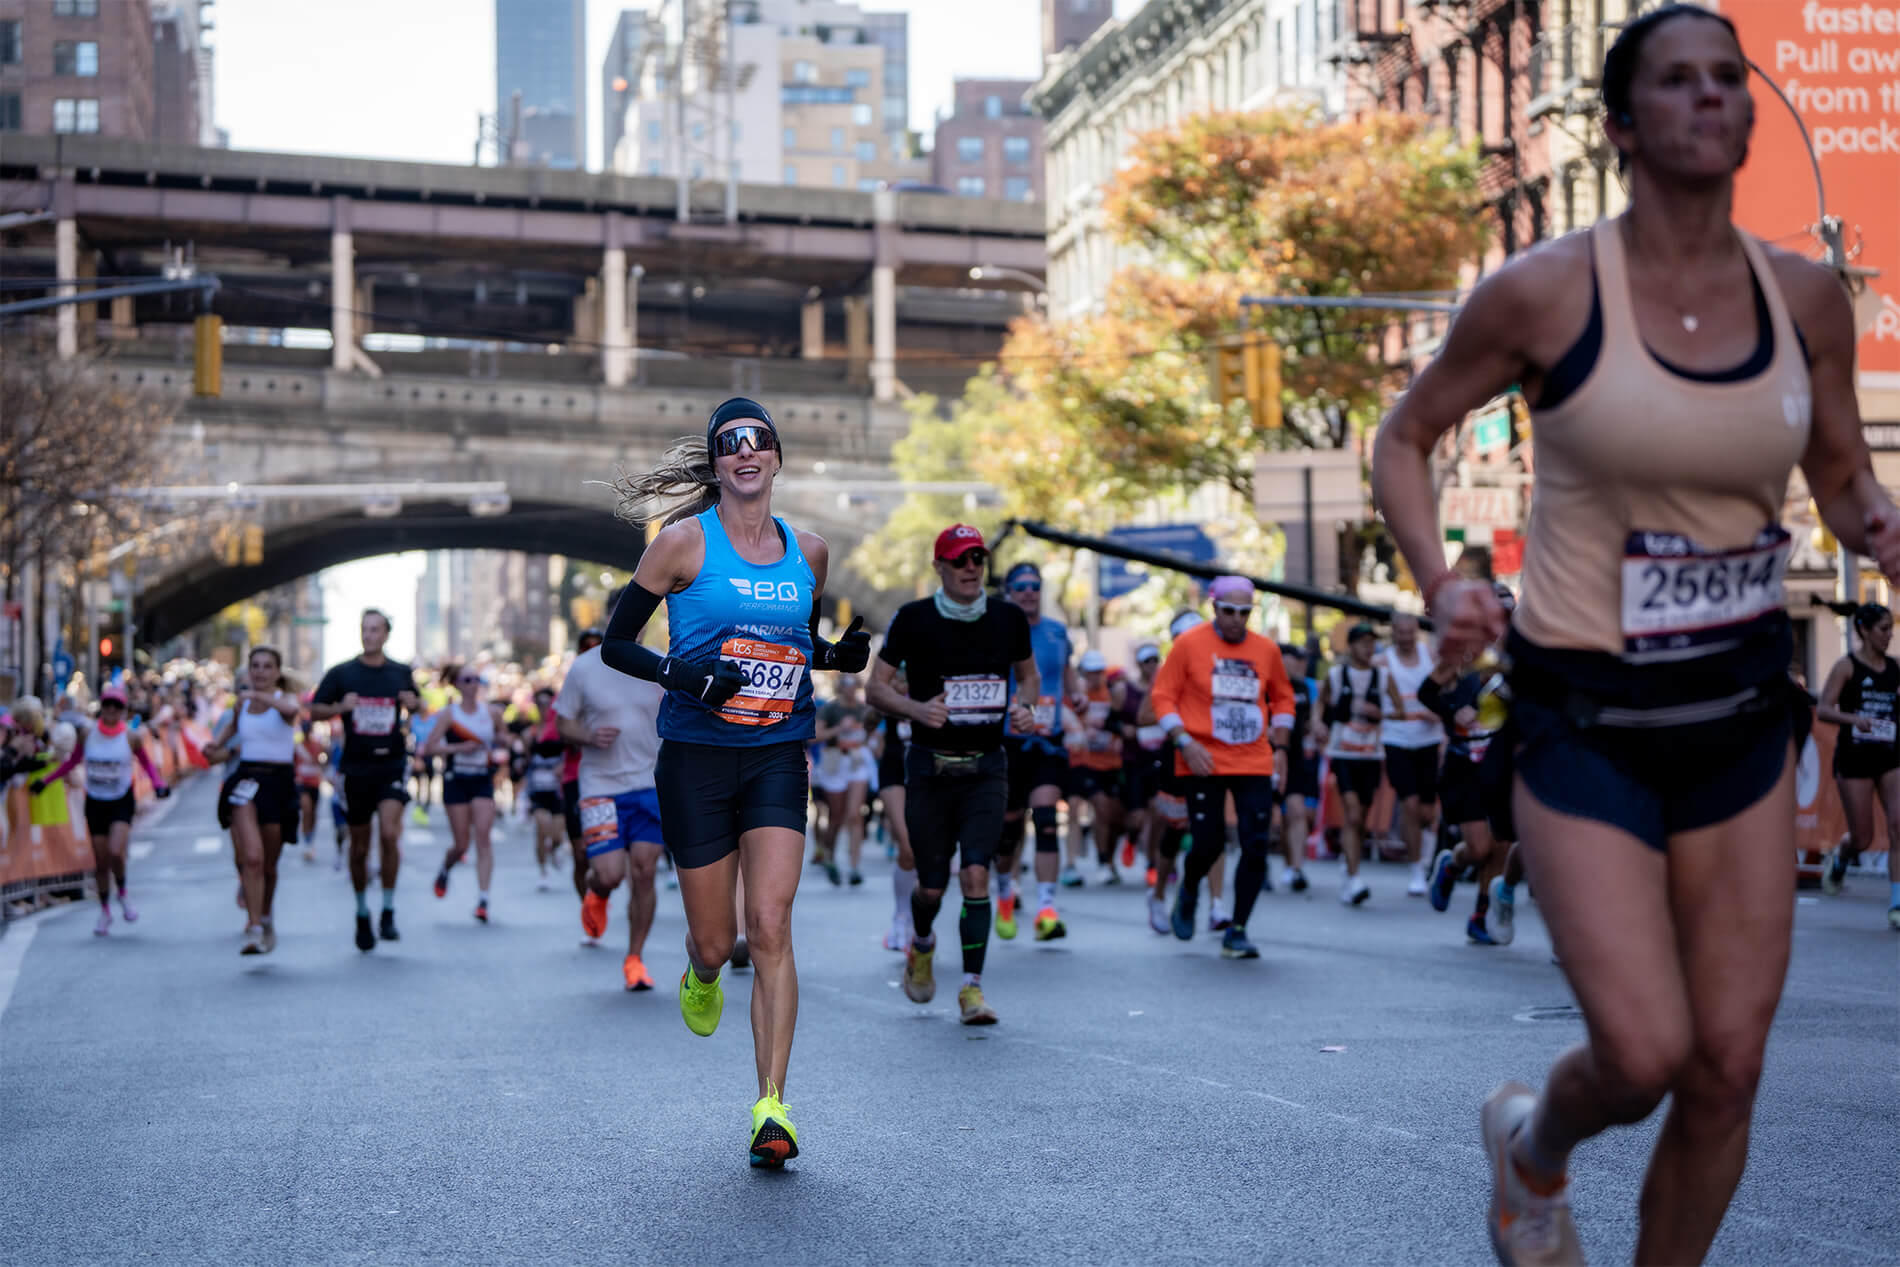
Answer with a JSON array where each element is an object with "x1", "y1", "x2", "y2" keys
[
  {"x1": 555, "y1": 645, "x2": 666, "y2": 992},
  {"x1": 1378, "y1": 613, "x2": 1445, "y2": 897}
]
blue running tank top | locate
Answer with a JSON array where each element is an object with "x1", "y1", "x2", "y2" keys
[
  {"x1": 1005, "y1": 616, "x2": 1072, "y2": 753},
  {"x1": 660, "y1": 506, "x2": 817, "y2": 746}
]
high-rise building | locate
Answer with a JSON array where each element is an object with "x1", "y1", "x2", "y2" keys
[
  {"x1": 0, "y1": 0, "x2": 157, "y2": 140},
  {"x1": 1042, "y1": 0, "x2": 1112, "y2": 62},
  {"x1": 931, "y1": 79, "x2": 1040, "y2": 202},
  {"x1": 149, "y1": 0, "x2": 219, "y2": 147},
  {"x1": 601, "y1": 9, "x2": 652, "y2": 171},
  {"x1": 609, "y1": 0, "x2": 925, "y2": 190},
  {"x1": 495, "y1": 0, "x2": 586, "y2": 169}
]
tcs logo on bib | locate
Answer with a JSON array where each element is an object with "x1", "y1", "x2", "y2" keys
[{"x1": 730, "y1": 577, "x2": 802, "y2": 605}]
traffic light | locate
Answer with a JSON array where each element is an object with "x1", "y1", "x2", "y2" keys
[
  {"x1": 1207, "y1": 332, "x2": 1283, "y2": 431},
  {"x1": 193, "y1": 314, "x2": 223, "y2": 397},
  {"x1": 99, "y1": 636, "x2": 114, "y2": 660},
  {"x1": 219, "y1": 525, "x2": 242, "y2": 567},
  {"x1": 242, "y1": 524, "x2": 264, "y2": 566}
]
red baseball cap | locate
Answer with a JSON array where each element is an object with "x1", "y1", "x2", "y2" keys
[{"x1": 933, "y1": 524, "x2": 987, "y2": 562}]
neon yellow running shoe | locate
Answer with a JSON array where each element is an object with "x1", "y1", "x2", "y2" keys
[
  {"x1": 995, "y1": 893, "x2": 1018, "y2": 940},
  {"x1": 749, "y1": 1082, "x2": 799, "y2": 1168},
  {"x1": 678, "y1": 964, "x2": 724, "y2": 1037}
]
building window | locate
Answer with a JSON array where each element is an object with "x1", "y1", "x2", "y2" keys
[
  {"x1": 1004, "y1": 176, "x2": 1031, "y2": 201},
  {"x1": 0, "y1": 22, "x2": 20, "y2": 67},
  {"x1": 731, "y1": 121, "x2": 742, "y2": 142},
  {"x1": 54, "y1": 0, "x2": 99, "y2": 15},
  {"x1": 851, "y1": 102, "x2": 873, "y2": 126},
  {"x1": 855, "y1": 139, "x2": 876, "y2": 161},
  {"x1": 53, "y1": 40, "x2": 98, "y2": 76},
  {"x1": 830, "y1": 125, "x2": 845, "y2": 152},
  {"x1": 53, "y1": 97, "x2": 99, "y2": 133},
  {"x1": 957, "y1": 176, "x2": 985, "y2": 197},
  {"x1": 0, "y1": 94, "x2": 19, "y2": 132},
  {"x1": 647, "y1": 119, "x2": 662, "y2": 143},
  {"x1": 957, "y1": 135, "x2": 984, "y2": 162},
  {"x1": 648, "y1": 160, "x2": 663, "y2": 175},
  {"x1": 831, "y1": 163, "x2": 847, "y2": 187},
  {"x1": 793, "y1": 59, "x2": 815, "y2": 83},
  {"x1": 690, "y1": 119, "x2": 705, "y2": 141},
  {"x1": 985, "y1": 95, "x2": 1002, "y2": 119},
  {"x1": 858, "y1": 177, "x2": 880, "y2": 191},
  {"x1": 845, "y1": 68, "x2": 871, "y2": 88},
  {"x1": 784, "y1": 163, "x2": 798, "y2": 184},
  {"x1": 1003, "y1": 136, "x2": 1030, "y2": 164},
  {"x1": 783, "y1": 125, "x2": 796, "y2": 148}
]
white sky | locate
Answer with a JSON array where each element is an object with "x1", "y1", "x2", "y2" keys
[
  {"x1": 214, "y1": 0, "x2": 1148, "y2": 168},
  {"x1": 321, "y1": 555, "x2": 426, "y2": 668}
]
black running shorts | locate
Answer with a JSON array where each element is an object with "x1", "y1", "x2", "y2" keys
[{"x1": 655, "y1": 739, "x2": 809, "y2": 870}]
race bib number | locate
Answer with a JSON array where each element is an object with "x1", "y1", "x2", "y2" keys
[
  {"x1": 452, "y1": 750, "x2": 489, "y2": 777},
  {"x1": 1621, "y1": 527, "x2": 1789, "y2": 661},
  {"x1": 717, "y1": 639, "x2": 807, "y2": 727},
  {"x1": 944, "y1": 674, "x2": 1006, "y2": 725},
  {"x1": 85, "y1": 760, "x2": 125, "y2": 795},
  {"x1": 1154, "y1": 791, "x2": 1188, "y2": 826},
  {"x1": 528, "y1": 766, "x2": 559, "y2": 792},
  {"x1": 1335, "y1": 723, "x2": 1382, "y2": 757},
  {"x1": 1859, "y1": 719, "x2": 1897, "y2": 744},
  {"x1": 896, "y1": 721, "x2": 912, "y2": 743},
  {"x1": 352, "y1": 698, "x2": 397, "y2": 736},
  {"x1": 1032, "y1": 697, "x2": 1058, "y2": 733},
  {"x1": 1210, "y1": 659, "x2": 1264, "y2": 746},
  {"x1": 227, "y1": 778, "x2": 259, "y2": 807},
  {"x1": 1135, "y1": 724, "x2": 1167, "y2": 752},
  {"x1": 579, "y1": 795, "x2": 618, "y2": 851}
]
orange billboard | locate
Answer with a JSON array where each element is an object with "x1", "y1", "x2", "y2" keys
[{"x1": 1719, "y1": 0, "x2": 1900, "y2": 383}]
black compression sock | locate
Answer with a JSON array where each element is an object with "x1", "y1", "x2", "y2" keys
[{"x1": 959, "y1": 897, "x2": 991, "y2": 976}]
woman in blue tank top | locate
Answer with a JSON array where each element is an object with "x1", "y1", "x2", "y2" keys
[{"x1": 601, "y1": 397, "x2": 869, "y2": 1170}]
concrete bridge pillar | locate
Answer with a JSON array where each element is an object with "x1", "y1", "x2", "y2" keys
[
  {"x1": 601, "y1": 212, "x2": 631, "y2": 388},
  {"x1": 330, "y1": 197, "x2": 354, "y2": 373},
  {"x1": 54, "y1": 173, "x2": 77, "y2": 360},
  {"x1": 800, "y1": 295, "x2": 825, "y2": 360},
  {"x1": 871, "y1": 190, "x2": 898, "y2": 402},
  {"x1": 844, "y1": 296, "x2": 869, "y2": 384}
]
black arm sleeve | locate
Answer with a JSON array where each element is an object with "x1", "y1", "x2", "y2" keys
[
  {"x1": 600, "y1": 582, "x2": 667, "y2": 682},
  {"x1": 1417, "y1": 673, "x2": 1476, "y2": 726}
]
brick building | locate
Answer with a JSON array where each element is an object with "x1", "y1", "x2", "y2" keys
[
  {"x1": 0, "y1": 0, "x2": 155, "y2": 139},
  {"x1": 931, "y1": 79, "x2": 1042, "y2": 202}
]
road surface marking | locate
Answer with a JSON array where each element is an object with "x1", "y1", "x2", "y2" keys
[{"x1": 193, "y1": 836, "x2": 223, "y2": 854}]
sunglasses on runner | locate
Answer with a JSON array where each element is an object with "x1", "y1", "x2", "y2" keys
[
  {"x1": 712, "y1": 424, "x2": 778, "y2": 458},
  {"x1": 457, "y1": 674, "x2": 481, "y2": 685},
  {"x1": 1215, "y1": 603, "x2": 1254, "y2": 618},
  {"x1": 1008, "y1": 581, "x2": 1041, "y2": 593},
  {"x1": 100, "y1": 699, "x2": 125, "y2": 709},
  {"x1": 943, "y1": 549, "x2": 989, "y2": 570}
]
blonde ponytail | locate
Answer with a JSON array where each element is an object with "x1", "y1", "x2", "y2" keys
[{"x1": 611, "y1": 436, "x2": 720, "y2": 527}]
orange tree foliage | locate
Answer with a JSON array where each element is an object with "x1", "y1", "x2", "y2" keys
[{"x1": 855, "y1": 108, "x2": 1488, "y2": 591}]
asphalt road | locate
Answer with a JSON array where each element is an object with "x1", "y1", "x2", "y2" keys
[{"x1": 1, "y1": 771, "x2": 1894, "y2": 1265}]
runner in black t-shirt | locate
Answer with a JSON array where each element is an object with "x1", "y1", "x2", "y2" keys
[
  {"x1": 866, "y1": 524, "x2": 1038, "y2": 1026},
  {"x1": 311, "y1": 609, "x2": 421, "y2": 952}
]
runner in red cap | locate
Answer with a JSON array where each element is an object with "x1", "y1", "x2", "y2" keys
[{"x1": 869, "y1": 523, "x2": 1038, "y2": 1023}]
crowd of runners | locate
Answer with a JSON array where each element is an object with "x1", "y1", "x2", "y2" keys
[{"x1": 11, "y1": 8, "x2": 1900, "y2": 1264}]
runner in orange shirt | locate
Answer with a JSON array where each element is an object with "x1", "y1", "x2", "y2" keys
[{"x1": 1149, "y1": 576, "x2": 1296, "y2": 960}]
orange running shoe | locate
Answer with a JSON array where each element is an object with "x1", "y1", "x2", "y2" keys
[
  {"x1": 1145, "y1": 866, "x2": 1158, "y2": 888},
  {"x1": 995, "y1": 893, "x2": 1018, "y2": 940},
  {"x1": 581, "y1": 891, "x2": 608, "y2": 940},
  {"x1": 623, "y1": 953, "x2": 655, "y2": 992},
  {"x1": 1120, "y1": 839, "x2": 1137, "y2": 869}
]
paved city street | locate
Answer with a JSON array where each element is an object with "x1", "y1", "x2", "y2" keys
[{"x1": 0, "y1": 774, "x2": 1893, "y2": 1266}]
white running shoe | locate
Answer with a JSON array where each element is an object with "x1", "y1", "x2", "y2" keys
[
  {"x1": 882, "y1": 912, "x2": 911, "y2": 952},
  {"x1": 1147, "y1": 895, "x2": 1170, "y2": 934},
  {"x1": 1481, "y1": 1082, "x2": 1584, "y2": 1265},
  {"x1": 118, "y1": 892, "x2": 138, "y2": 923},
  {"x1": 93, "y1": 906, "x2": 112, "y2": 937},
  {"x1": 1487, "y1": 878, "x2": 1517, "y2": 946},
  {"x1": 1340, "y1": 874, "x2": 1371, "y2": 906},
  {"x1": 1407, "y1": 861, "x2": 1428, "y2": 897}
]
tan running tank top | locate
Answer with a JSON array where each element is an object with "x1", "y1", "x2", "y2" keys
[{"x1": 1513, "y1": 221, "x2": 1813, "y2": 659}]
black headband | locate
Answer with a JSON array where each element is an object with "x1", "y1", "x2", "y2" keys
[{"x1": 706, "y1": 397, "x2": 778, "y2": 459}]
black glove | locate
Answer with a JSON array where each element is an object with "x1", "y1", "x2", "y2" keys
[
  {"x1": 658, "y1": 656, "x2": 747, "y2": 707},
  {"x1": 27, "y1": 778, "x2": 46, "y2": 796},
  {"x1": 155, "y1": 785, "x2": 172, "y2": 799},
  {"x1": 815, "y1": 616, "x2": 871, "y2": 674}
]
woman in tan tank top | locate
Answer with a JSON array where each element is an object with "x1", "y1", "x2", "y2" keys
[{"x1": 1372, "y1": 7, "x2": 1900, "y2": 1265}]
